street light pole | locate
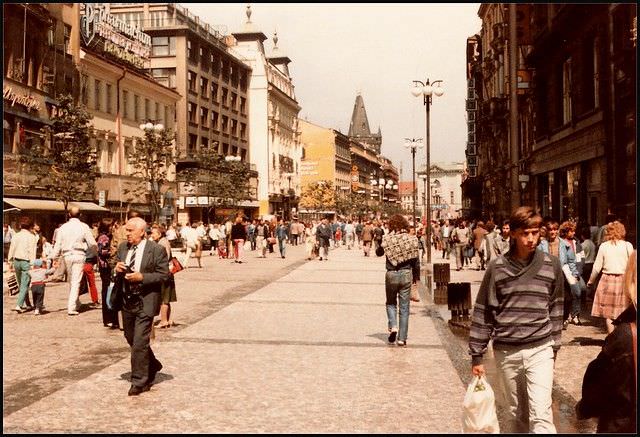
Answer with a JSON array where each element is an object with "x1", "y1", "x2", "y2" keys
[
  {"x1": 405, "y1": 138, "x2": 423, "y2": 229},
  {"x1": 421, "y1": 174, "x2": 427, "y2": 222},
  {"x1": 412, "y1": 78, "x2": 444, "y2": 294}
]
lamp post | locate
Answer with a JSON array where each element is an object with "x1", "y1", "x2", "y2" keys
[
  {"x1": 420, "y1": 174, "x2": 427, "y2": 223},
  {"x1": 412, "y1": 78, "x2": 444, "y2": 293},
  {"x1": 405, "y1": 138, "x2": 423, "y2": 228}
]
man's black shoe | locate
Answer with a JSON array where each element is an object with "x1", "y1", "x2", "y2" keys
[
  {"x1": 388, "y1": 331, "x2": 397, "y2": 344},
  {"x1": 128, "y1": 384, "x2": 150, "y2": 396},
  {"x1": 149, "y1": 361, "x2": 163, "y2": 385}
]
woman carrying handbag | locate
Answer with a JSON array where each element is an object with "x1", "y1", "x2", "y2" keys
[{"x1": 150, "y1": 225, "x2": 177, "y2": 329}]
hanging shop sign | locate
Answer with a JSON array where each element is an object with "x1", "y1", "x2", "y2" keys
[
  {"x1": 81, "y1": 3, "x2": 151, "y2": 69},
  {"x1": 3, "y1": 86, "x2": 41, "y2": 112}
]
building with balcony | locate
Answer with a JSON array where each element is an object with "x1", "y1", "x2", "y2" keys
[
  {"x1": 229, "y1": 6, "x2": 302, "y2": 219},
  {"x1": 103, "y1": 3, "x2": 255, "y2": 223}
]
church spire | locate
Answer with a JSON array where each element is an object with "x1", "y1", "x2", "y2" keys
[
  {"x1": 348, "y1": 94, "x2": 372, "y2": 137},
  {"x1": 348, "y1": 93, "x2": 382, "y2": 154}
]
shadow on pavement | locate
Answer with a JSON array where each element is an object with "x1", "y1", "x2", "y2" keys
[{"x1": 119, "y1": 372, "x2": 174, "y2": 386}]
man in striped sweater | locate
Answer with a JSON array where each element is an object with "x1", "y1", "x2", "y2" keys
[{"x1": 469, "y1": 206, "x2": 564, "y2": 434}]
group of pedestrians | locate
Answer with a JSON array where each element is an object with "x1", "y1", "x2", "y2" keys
[
  {"x1": 463, "y1": 206, "x2": 636, "y2": 433},
  {"x1": 370, "y1": 206, "x2": 635, "y2": 433}
]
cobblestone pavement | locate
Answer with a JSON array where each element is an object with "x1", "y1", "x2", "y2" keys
[{"x1": 3, "y1": 243, "x2": 605, "y2": 432}]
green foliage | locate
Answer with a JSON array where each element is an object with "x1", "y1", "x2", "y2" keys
[
  {"x1": 299, "y1": 180, "x2": 336, "y2": 210},
  {"x1": 124, "y1": 126, "x2": 175, "y2": 223},
  {"x1": 19, "y1": 94, "x2": 98, "y2": 209},
  {"x1": 178, "y1": 147, "x2": 253, "y2": 215}
]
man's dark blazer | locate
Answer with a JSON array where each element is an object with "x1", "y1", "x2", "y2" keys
[{"x1": 117, "y1": 239, "x2": 169, "y2": 318}]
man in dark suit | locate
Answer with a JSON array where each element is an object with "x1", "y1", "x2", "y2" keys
[{"x1": 115, "y1": 217, "x2": 169, "y2": 396}]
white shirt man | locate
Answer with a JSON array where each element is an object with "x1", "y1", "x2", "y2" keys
[
  {"x1": 51, "y1": 209, "x2": 97, "y2": 315},
  {"x1": 182, "y1": 226, "x2": 200, "y2": 267}
]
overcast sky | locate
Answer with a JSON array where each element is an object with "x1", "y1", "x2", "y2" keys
[{"x1": 184, "y1": 3, "x2": 481, "y2": 180}]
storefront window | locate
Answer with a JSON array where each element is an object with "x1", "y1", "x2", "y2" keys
[{"x1": 3, "y1": 120, "x2": 15, "y2": 154}]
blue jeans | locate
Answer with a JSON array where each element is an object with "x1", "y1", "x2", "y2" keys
[
  {"x1": 278, "y1": 239, "x2": 286, "y2": 257},
  {"x1": 569, "y1": 278, "x2": 585, "y2": 318},
  {"x1": 385, "y1": 269, "x2": 412, "y2": 342},
  {"x1": 13, "y1": 259, "x2": 32, "y2": 308}
]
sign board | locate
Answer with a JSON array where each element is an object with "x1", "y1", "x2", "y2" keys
[
  {"x1": 197, "y1": 196, "x2": 209, "y2": 205},
  {"x1": 3, "y1": 86, "x2": 41, "y2": 112},
  {"x1": 177, "y1": 196, "x2": 185, "y2": 210},
  {"x1": 185, "y1": 196, "x2": 197, "y2": 206},
  {"x1": 98, "y1": 190, "x2": 106, "y2": 207},
  {"x1": 81, "y1": 3, "x2": 151, "y2": 70}
]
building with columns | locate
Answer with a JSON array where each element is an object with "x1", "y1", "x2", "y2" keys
[{"x1": 229, "y1": 6, "x2": 302, "y2": 219}]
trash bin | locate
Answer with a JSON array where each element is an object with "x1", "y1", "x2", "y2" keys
[
  {"x1": 447, "y1": 282, "x2": 471, "y2": 322},
  {"x1": 433, "y1": 263, "x2": 450, "y2": 304},
  {"x1": 434, "y1": 263, "x2": 450, "y2": 283}
]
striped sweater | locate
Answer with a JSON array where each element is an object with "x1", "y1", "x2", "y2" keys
[{"x1": 469, "y1": 249, "x2": 564, "y2": 365}]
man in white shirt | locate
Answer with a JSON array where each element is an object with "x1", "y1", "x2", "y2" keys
[
  {"x1": 50, "y1": 207, "x2": 97, "y2": 315},
  {"x1": 182, "y1": 223, "x2": 199, "y2": 267},
  {"x1": 344, "y1": 221, "x2": 355, "y2": 250},
  {"x1": 8, "y1": 217, "x2": 37, "y2": 312}
]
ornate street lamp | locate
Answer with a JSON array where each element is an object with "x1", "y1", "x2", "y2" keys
[
  {"x1": 411, "y1": 78, "x2": 444, "y2": 293},
  {"x1": 405, "y1": 138, "x2": 423, "y2": 228}
]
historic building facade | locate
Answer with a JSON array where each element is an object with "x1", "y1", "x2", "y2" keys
[
  {"x1": 230, "y1": 6, "x2": 302, "y2": 219},
  {"x1": 104, "y1": 3, "x2": 256, "y2": 223},
  {"x1": 463, "y1": 4, "x2": 636, "y2": 241},
  {"x1": 299, "y1": 119, "x2": 351, "y2": 191},
  {"x1": 417, "y1": 162, "x2": 465, "y2": 221}
]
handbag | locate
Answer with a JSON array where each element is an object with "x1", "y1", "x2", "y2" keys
[
  {"x1": 169, "y1": 256, "x2": 184, "y2": 274},
  {"x1": 7, "y1": 272, "x2": 19, "y2": 296},
  {"x1": 106, "y1": 274, "x2": 124, "y2": 311},
  {"x1": 267, "y1": 237, "x2": 276, "y2": 244},
  {"x1": 79, "y1": 272, "x2": 89, "y2": 295},
  {"x1": 410, "y1": 282, "x2": 421, "y2": 302}
]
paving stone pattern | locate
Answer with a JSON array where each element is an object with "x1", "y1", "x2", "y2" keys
[{"x1": 3, "y1": 243, "x2": 604, "y2": 432}]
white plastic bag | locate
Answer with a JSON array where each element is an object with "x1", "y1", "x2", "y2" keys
[{"x1": 462, "y1": 375, "x2": 500, "y2": 433}]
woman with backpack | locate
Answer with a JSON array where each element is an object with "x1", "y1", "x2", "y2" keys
[{"x1": 97, "y1": 219, "x2": 119, "y2": 329}]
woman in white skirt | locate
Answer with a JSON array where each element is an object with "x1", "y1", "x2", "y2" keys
[{"x1": 587, "y1": 221, "x2": 634, "y2": 334}]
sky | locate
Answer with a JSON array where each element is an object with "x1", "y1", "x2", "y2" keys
[{"x1": 183, "y1": 3, "x2": 482, "y2": 180}]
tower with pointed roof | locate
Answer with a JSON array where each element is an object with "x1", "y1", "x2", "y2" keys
[{"x1": 348, "y1": 93, "x2": 382, "y2": 154}]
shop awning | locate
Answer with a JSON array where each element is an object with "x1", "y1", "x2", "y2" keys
[
  {"x1": 3, "y1": 197, "x2": 109, "y2": 212},
  {"x1": 239, "y1": 200, "x2": 260, "y2": 208},
  {"x1": 3, "y1": 198, "x2": 66, "y2": 211},
  {"x1": 69, "y1": 201, "x2": 110, "y2": 212}
]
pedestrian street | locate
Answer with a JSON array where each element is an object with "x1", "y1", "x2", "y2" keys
[
  {"x1": 3, "y1": 243, "x2": 605, "y2": 433},
  {"x1": 4, "y1": 245, "x2": 466, "y2": 433}
]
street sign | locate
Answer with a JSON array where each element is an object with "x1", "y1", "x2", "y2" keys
[{"x1": 98, "y1": 190, "x2": 106, "y2": 207}]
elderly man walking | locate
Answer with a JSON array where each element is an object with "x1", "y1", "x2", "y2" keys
[
  {"x1": 51, "y1": 207, "x2": 97, "y2": 316},
  {"x1": 115, "y1": 217, "x2": 168, "y2": 396}
]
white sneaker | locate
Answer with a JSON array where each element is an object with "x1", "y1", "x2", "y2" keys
[
  {"x1": 68, "y1": 310, "x2": 79, "y2": 316},
  {"x1": 34, "y1": 309, "x2": 40, "y2": 316}
]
